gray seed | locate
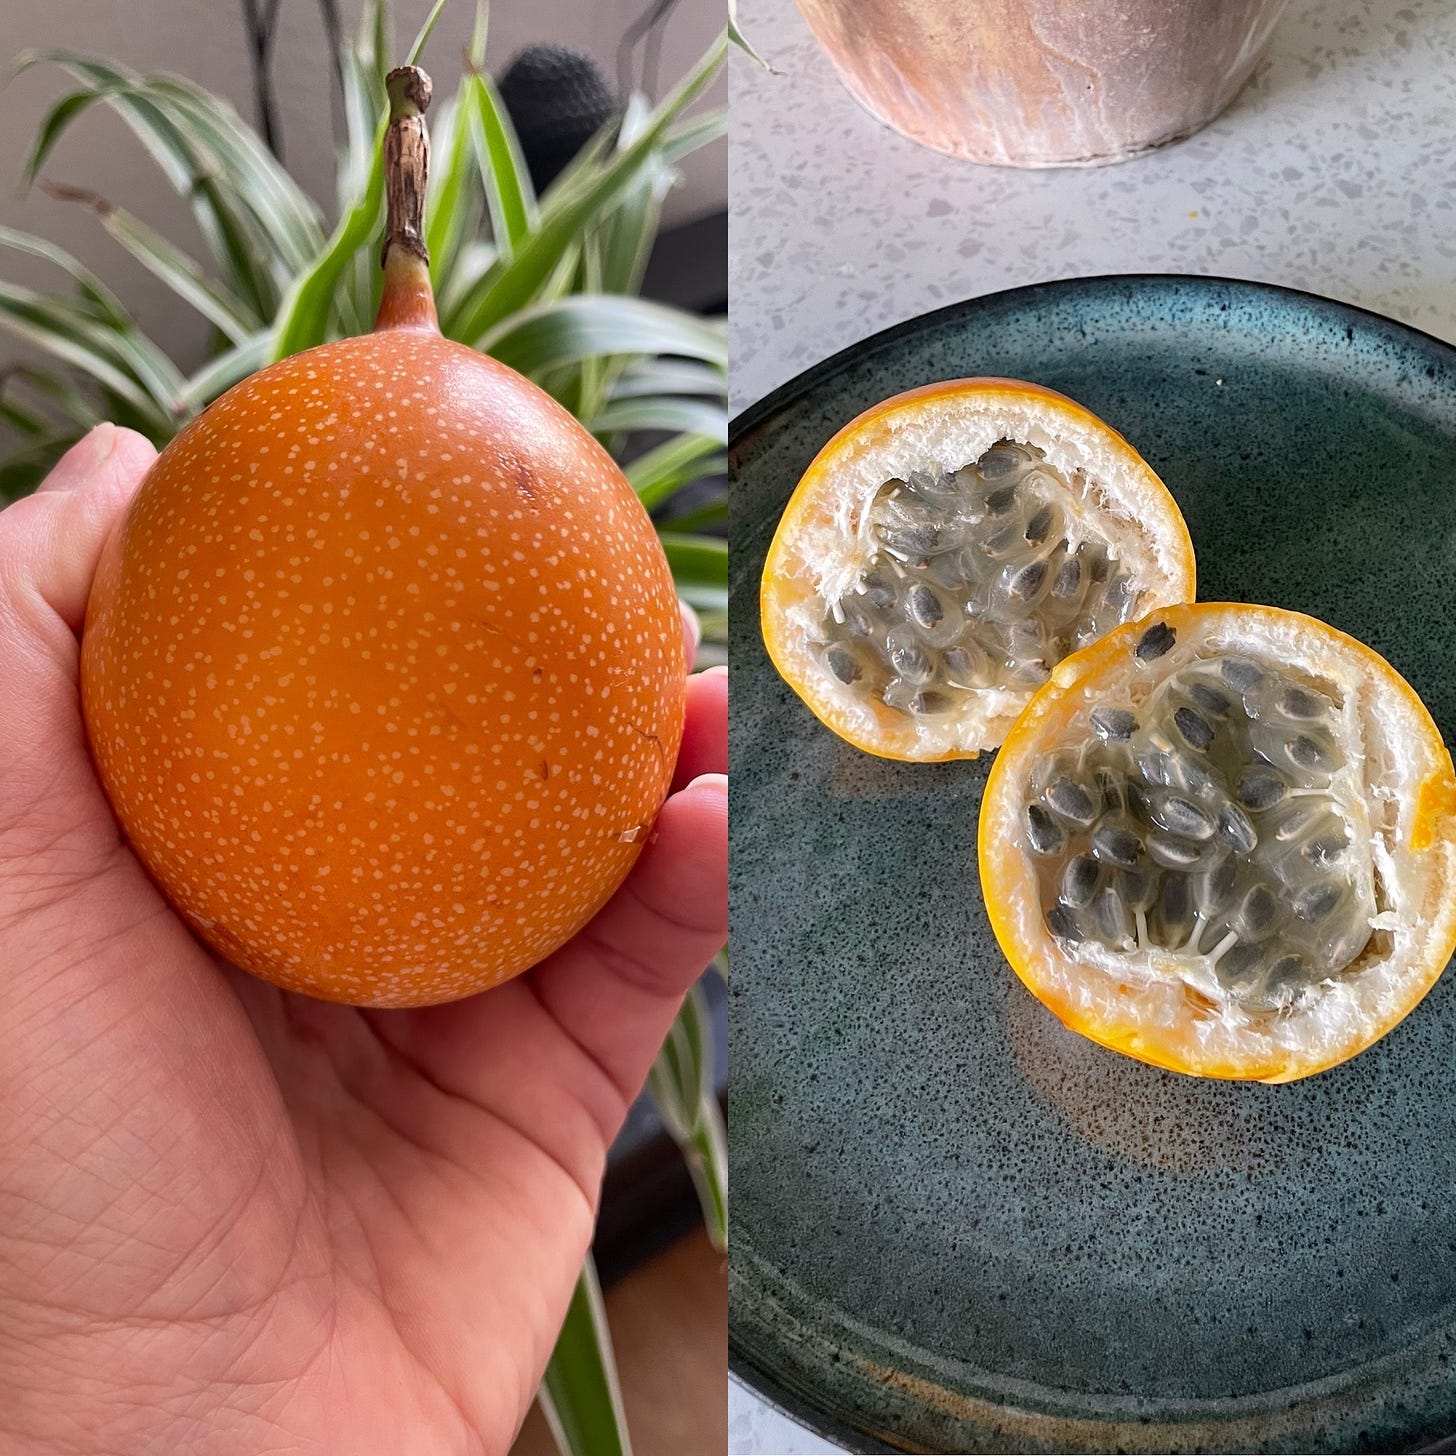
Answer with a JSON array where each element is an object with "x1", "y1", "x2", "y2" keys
[
  {"x1": 1009, "y1": 560, "x2": 1048, "y2": 600},
  {"x1": 1288, "y1": 733, "x2": 1340, "y2": 772},
  {"x1": 1236, "y1": 770, "x2": 1287, "y2": 811},
  {"x1": 1045, "y1": 904, "x2": 1083, "y2": 941},
  {"x1": 1193, "y1": 861, "x2": 1237, "y2": 915},
  {"x1": 984, "y1": 524, "x2": 1022, "y2": 557},
  {"x1": 906, "y1": 468, "x2": 958, "y2": 502},
  {"x1": 1091, "y1": 821, "x2": 1143, "y2": 868},
  {"x1": 1120, "y1": 863, "x2": 1160, "y2": 913},
  {"x1": 878, "y1": 522, "x2": 942, "y2": 556},
  {"x1": 1217, "y1": 803, "x2": 1258, "y2": 855},
  {"x1": 1266, "y1": 953, "x2": 1310, "y2": 989},
  {"x1": 1189, "y1": 682, "x2": 1234, "y2": 717},
  {"x1": 1091, "y1": 706, "x2": 1138, "y2": 741},
  {"x1": 1047, "y1": 777, "x2": 1097, "y2": 826},
  {"x1": 1091, "y1": 887, "x2": 1133, "y2": 944},
  {"x1": 1082, "y1": 543, "x2": 1111, "y2": 583},
  {"x1": 1136, "y1": 621, "x2": 1177, "y2": 661},
  {"x1": 1236, "y1": 883, "x2": 1279, "y2": 937},
  {"x1": 927, "y1": 546, "x2": 984, "y2": 591},
  {"x1": 860, "y1": 571, "x2": 898, "y2": 612},
  {"x1": 1173, "y1": 705, "x2": 1215, "y2": 751},
  {"x1": 1053, "y1": 556, "x2": 1083, "y2": 598},
  {"x1": 1158, "y1": 874, "x2": 1192, "y2": 938},
  {"x1": 1172, "y1": 756, "x2": 1221, "y2": 799},
  {"x1": 979, "y1": 444, "x2": 1027, "y2": 480},
  {"x1": 1279, "y1": 686, "x2": 1328, "y2": 720},
  {"x1": 1136, "y1": 746, "x2": 1178, "y2": 789},
  {"x1": 888, "y1": 636, "x2": 934, "y2": 683},
  {"x1": 1220, "y1": 657, "x2": 1264, "y2": 691},
  {"x1": 838, "y1": 595, "x2": 877, "y2": 637},
  {"x1": 1149, "y1": 793, "x2": 1217, "y2": 841},
  {"x1": 1272, "y1": 802, "x2": 1322, "y2": 842},
  {"x1": 1147, "y1": 833, "x2": 1203, "y2": 869},
  {"x1": 985, "y1": 484, "x2": 1019, "y2": 514},
  {"x1": 1125, "y1": 780, "x2": 1151, "y2": 821},
  {"x1": 1026, "y1": 804, "x2": 1066, "y2": 855},
  {"x1": 1062, "y1": 855, "x2": 1101, "y2": 909},
  {"x1": 1303, "y1": 829, "x2": 1348, "y2": 868},
  {"x1": 825, "y1": 643, "x2": 862, "y2": 685},
  {"x1": 908, "y1": 584, "x2": 944, "y2": 629},
  {"x1": 940, "y1": 644, "x2": 983, "y2": 687},
  {"x1": 1025, "y1": 505, "x2": 1054, "y2": 544},
  {"x1": 1293, "y1": 882, "x2": 1343, "y2": 921},
  {"x1": 911, "y1": 690, "x2": 953, "y2": 716},
  {"x1": 1103, "y1": 576, "x2": 1138, "y2": 618},
  {"x1": 1218, "y1": 942, "x2": 1264, "y2": 985},
  {"x1": 1095, "y1": 766, "x2": 1125, "y2": 814}
]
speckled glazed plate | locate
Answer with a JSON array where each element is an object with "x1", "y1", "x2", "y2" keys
[{"x1": 728, "y1": 276, "x2": 1456, "y2": 1455}]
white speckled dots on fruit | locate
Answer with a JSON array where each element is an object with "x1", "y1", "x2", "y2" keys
[{"x1": 81, "y1": 330, "x2": 686, "y2": 1007}]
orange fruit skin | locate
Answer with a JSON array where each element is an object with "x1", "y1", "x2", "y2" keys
[{"x1": 81, "y1": 330, "x2": 685, "y2": 1007}]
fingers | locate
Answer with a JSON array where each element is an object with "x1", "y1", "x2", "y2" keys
[
  {"x1": 0, "y1": 425, "x2": 155, "y2": 640},
  {"x1": 361, "y1": 658, "x2": 728, "y2": 1173},
  {"x1": 0, "y1": 426, "x2": 154, "y2": 869},
  {"x1": 523, "y1": 770, "x2": 728, "y2": 1134},
  {"x1": 680, "y1": 600, "x2": 701, "y2": 670},
  {"x1": 673, "y1": 665, "x2": 727, "y2": 791}
]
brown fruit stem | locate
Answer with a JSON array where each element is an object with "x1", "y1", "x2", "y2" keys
[{"x1": 375, "y1": 65, "x2": 439, "y2": 334}]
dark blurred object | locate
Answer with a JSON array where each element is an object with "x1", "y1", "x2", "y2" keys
[
  {"x1": 497, "y1": 45, "x2": 619, "y2": 194},
  {"x1": 240, "y1": 0, "x2": 284, "y2": 157}
]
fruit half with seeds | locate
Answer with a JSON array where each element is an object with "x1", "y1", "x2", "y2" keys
[
  {"x1": 980, "y1": 603, "x2": 1456, "y2": 1082},
  {"x1": 760, "y1": 379, "x2": 1196, "y2": 759},
  {"x1": 79, "y1": 68, "x2": 685, "y2": 1007}
]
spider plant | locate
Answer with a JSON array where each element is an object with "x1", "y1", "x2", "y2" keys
[{"x1": 0, "y1": 4, "x2": 726, "y2": 1452}]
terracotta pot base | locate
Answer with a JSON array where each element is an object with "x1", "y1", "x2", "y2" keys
[{"x1": 796, "y1": 0, "x2": 1290, "y2": 168}]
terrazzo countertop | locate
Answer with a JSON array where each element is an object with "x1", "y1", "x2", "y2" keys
[{"x1": 728, "y1": 0, "x2": 1456, "y2": 1450}]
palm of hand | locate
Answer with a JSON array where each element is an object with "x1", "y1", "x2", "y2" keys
[{"x1": 0, "y1": 429, "x2": 728, "y2": 1455}]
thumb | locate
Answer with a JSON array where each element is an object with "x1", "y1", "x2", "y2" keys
[
  {"x1": 0, "y1": 425, "x2": 155, "y2": 860},
  {"x1": 0, "y1": 424, "x2": 156, "y2": 639}
]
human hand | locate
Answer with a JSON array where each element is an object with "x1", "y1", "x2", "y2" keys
[{"x1": 0, "y1": 426, "x2": 728, "y2": 1455}]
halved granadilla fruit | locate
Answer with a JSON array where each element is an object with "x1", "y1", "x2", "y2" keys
[
  {"x1": 760, "y1": 379, "x2": 1196, "y2": 759},
  {"x1": 980, "y1": 603, "x2": 1456, "y2": 1082}
]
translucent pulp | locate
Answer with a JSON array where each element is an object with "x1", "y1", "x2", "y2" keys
[
  {"x1": 815, "y1": 443, "x2": 1146, "y2": 721},
  {"x1": 1023, "y1": 621, "x2": 1377, "y2": 1012}
]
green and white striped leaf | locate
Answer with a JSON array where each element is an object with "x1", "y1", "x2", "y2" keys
[
  {"x1": 470, "y1": 69, "x2": 538, "y2": 260},
  {"x1": 178, "y1": 332, "x2": 272, "y2": 411},
  {"x1": 646, "y1": 981, "x2": 727, "y2": 1250},
  {"x1": 591, "y1": 396, "x2": 726, "y2": 443},
  {"x1": 539, "y1": 1257, "x2": 633, "y2": 1456},
  {"x1": 45, "y1": 190, "x2": 258, "y2": 343},
  {"x1": 0, "y1": 282, "x2": 177, "y2": 431},
  {"x1": 444, "y1": 31, "x2": 726, "y2": 344},
  {"x1": 479, "y1": 295, "x2": 725, "y2": 379},
  {"x1": 626, "y1": 432, "x2": 726, "y2": 509}
]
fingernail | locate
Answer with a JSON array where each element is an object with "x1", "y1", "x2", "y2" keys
[
  {"x1": 38, "y1": 424, "x2": 119, "y2": 494},
  {"x1": 83, "y1": 422, "x2": 119, "y2": 463},
  {"x1": 679, "y1": 600, "x2": 701, "y2": 645}
]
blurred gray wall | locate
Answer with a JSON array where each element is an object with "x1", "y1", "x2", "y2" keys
[{"x1": 0, "y1": 0, "x2": 726, "y2": 371}]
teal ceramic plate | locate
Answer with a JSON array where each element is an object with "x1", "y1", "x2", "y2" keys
[{"x1": 728, "y1": 276, "x2": 1456, "y2": 1455}]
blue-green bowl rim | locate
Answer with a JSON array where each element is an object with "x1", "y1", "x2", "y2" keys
[{"x1": 727, "y1": 272, "x2": 1456, "y2": 1456}]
